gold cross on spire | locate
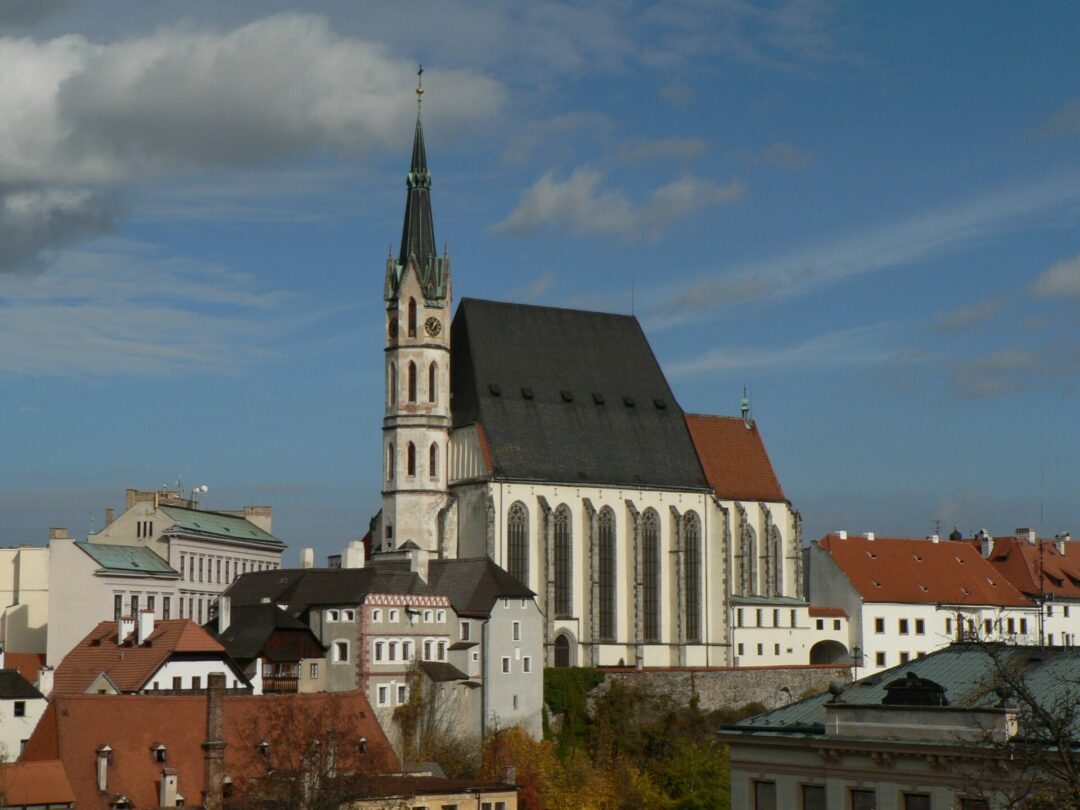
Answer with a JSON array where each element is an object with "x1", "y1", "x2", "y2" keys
[{"x1": 416, "y1": 64, "x2": 424, "y2": 99}]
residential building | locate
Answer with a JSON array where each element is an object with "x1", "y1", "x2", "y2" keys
[
  {"x1": 21, "y1": 674, "x2": 396, "y2": 810},
  {"x1": 46, "y1": 537, "x2": 181, "y2": 667},
  {"x1": 807, "y1": 532, "x2": 1038, "y2": 674},
  {"x1": 730, "y1": 599, "x2": 850, "y2": 667},
  {"x1": 973, "y1": 528, "x2": 1080, "y2": 647},
  {"x1": 87, "y1": 487, "x2": 286, "y2": 625},
  {"x1": 210, "y1": 602, "x2": 326, "y2": 693},
  {"x1": 0, "y1": 669, "x2": 46, "y2": 761},
  {"x1": 0, "y1": 761, "x2": 75, "y2": 810},
  {"x1": 719, "y1": 643, "x2": 1079, "y2": 810},
  {"x1": 354, "y1": 776, "x2": 519, "y2": 809},
  {"x1": 0, "y1": 542, "x2": 48, "y2": 654},
  {"x1": 370, "y1": 83, "x2": 802, "y2": 671},
  {"x1": 52, "y1": 616, "x2": 250, "y2": 695}
]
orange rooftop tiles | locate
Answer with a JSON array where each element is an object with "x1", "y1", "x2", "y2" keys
[{"x1": 684, "y1": 413, "x2": 786, "y2": 502}]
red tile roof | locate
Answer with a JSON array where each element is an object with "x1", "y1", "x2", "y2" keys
[
  {"x1": 684, "y1": 414, "x2": 786, "y2": 502},
  {"x1": 0, "y1": 760, "x2": 75, "y2": 806},
  {"x1": 818, "y1": 533, "x2": 1033, "y2": 607},
  {"x1": 808, "y1": 606, "x2": 848, "y2": 618},
  {"x1": 22, "y1": 690, "x2": 397, "y2": 810},
  {"x1": 52, "y1": 619, "x2": 231, "y2": 695},
  {"x1": 981, "y1": 536, "x2": 1080, "y2": 600},
  {"x1": 3, "y1": 652, "x2": 45, "y2": 684}
]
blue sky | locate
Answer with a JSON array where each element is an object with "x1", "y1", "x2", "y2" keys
[{"x1": 2, "y1": 2, "x2": 1079, "y2": 562}]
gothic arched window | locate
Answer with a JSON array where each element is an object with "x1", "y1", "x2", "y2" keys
[
  {"x1": 742, "y1": 524, "x2": 757, "y2": 596},
  {"x1": 428, "y1": 362, "x2": 438, "y2": 404},
  {"x1": 407, "y1": 362, "x2": 417, "y2": 403},
  {"x1": 387, "y1": 442, "x2": 394, "y2": 480},
  {"x1": 389, "y1": 362, "x2": 397, "y2": 406},
  {"x1": 554, "y1": 505, "x2": 572, "y2": 617},
  {"x1": 407, "y1": 298, "x2": 417, "y2": 337},
  {"x1": 507, "y1": 502, "x2": 529, "y2": 585},
  {"x1": 598, "y1": 507, "x2": 616, "y2": 641},
  {"x1": 684, "y1": 511, "x2": 702, "y2": 643},
  {"x1": 642, "y1": 509, "x2": 660, "y2": 643},
  {"x1": 429, "y1": 442, "x2": 439, "y2": 480},
  {"x1": 770, "y1": 526, "x2": 783, "y2": 596},
  {"x1": 406, "y1": 442, "x2": 416, "y2": 477}
]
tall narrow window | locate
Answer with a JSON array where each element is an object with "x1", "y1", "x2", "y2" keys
[
  {"x1": 642, "y1": 509, "x2": 660, "y2": 643},
  {"x1": 389, "y1": 362, "x2": 397, "y2": 406},
  {"x1": 407, "y1": 297, "x2": 417, "y2": 336},
  {"x1": 407, "y1": 443, "x2": 416, "y2": 476},
  {"x1": 554, "y1": 505, "x2": 573, "y2": 617},
  {"x1": 742, "y1": 524, "x2": 758, "y2": 595},
  {"x1": 407, "y1": 362, "x2": 417, "y2": 402},
  {"x1": 429, "y1": 442, "x2": 439, "y2": 480},
  {"x1": 598, "y1": 507, "x2": 616, "y2": 641},
  {"x1": 428, "y1": 362, "x2": 438, "y2": 404},
  {"x1": 387, "y1": 442, "x2": 395, "y2": 480},
  {"x1": 507, "y1": 501, "x2": 529, "y2": 586},
  {"x1": 770, "y1": 525, "x2": 783, "y2": 596},
  {"x1": 684, "y1": 511, "x2": 702, "y2": 643}
]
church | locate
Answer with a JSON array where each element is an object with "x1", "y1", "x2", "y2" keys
[{"x1": 371, "y1": 82, "x2": 803, "y2": 669}]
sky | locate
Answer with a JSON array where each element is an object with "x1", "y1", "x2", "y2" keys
[{"x1": 2, "y1": 1, "x2": 1080, "y2": 563}]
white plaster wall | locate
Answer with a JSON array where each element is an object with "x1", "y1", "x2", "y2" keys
[
  {"x1": 731, "y1": 606, "x2": 851, "y2": 667},
  {"x1": 148, "y1": 658, "x2": 247, "y2": 692},
  {"x1": 0, "y1": 547, "x2": 48, "y2": 653},
  {"x1": 484, "y1": 597, "x2": 544, "y2": 738},
  {"x1": 0, "y1": 695, "x2": 46, "y2": 761}
]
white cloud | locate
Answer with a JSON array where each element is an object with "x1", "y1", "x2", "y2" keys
[
  {"x1": 736, "y1": 141, "x2": 813, "y2": 170},
  {"x1": 495, "y1": 167, "x2": 743, "y2": 238},
  {"x1": 654, "y1": 170, "x2": 1080, "y2": 326},
  {"x1": 667, "y1": 323, "x2": 897, "y2": 378},
  {"x1": 1031, "y1": 254, "x2": 1080, "y2": 298},
  {"x1": 618, "y1": 137, "x2": 709, "y2": 163},
  {"x1": 0, "y1": 14, "x2": 503, "y2": 270},
  {"x1": 934, "y1": 298, "x2": 1004, "y2": 332}
]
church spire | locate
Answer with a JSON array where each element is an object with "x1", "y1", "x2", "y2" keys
[{"x1": 398, "y1": 65, "x2": 436, "y2": 272}]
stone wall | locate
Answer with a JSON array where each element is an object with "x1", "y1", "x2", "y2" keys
[{"x1": 590, "y1": 665, "x2": 852, "y2": 712}]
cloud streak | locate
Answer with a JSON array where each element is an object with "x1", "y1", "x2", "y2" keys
[
  {"x1": 495, "y1": 166, "x2": 743, "y2": 238},
  {"x1": 1031, "y1": 253, "x2": 1080, "y2": 298}
]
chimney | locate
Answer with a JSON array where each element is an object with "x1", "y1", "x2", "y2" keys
[
  {"x1": 203, "y1": 672, "x2": 227, "y2": 810},
  {"x1": 409, "y1": 547, "x2": 430, "y2": 582},
  {"x1": 49, "y1": 527, "x2": 69, "y2": 540},
  {"x1": 243, "y1": 505, "x2": 273, "y2": 533},
  {"x1": 1056, "y1": 532, "x2": 1071, "y2": 556},
  {"x1": 37, "y1": 665, "x2": 54, "y2": 697},
  {"x1": 342, "y1": 539, "x2": 366, "y2": 569},
  {"x1": 118, "y1": 616, "x2": 136, "y2": 644},
  {"x1": 836, "y1": 530, "x2": 848, "y2": 540},
  {"x1": 217, "y1": 596, "x2": 231, "y2": 633},
  {"x1": 105, "y1": 508, "x2": 115, "y2": 527},
  {"x1": 301, "y1": 548, "x2": 315, "y2": 569},
  {"x1": 96, "y1": 745, "x2": 112, "y2": 791},
  {"x1": 931, "y1": 534, "x2": 940, "y2": 544},
  {"x1": 1017, "y1": 528, "x2": 1036, "y2": 546},
  {"x1": 864, "y1": 532, "x2": 875, "y2": 542},
  {"x1": 159, "y1": 767, "x2": 179, "y2": 807},
  {"x1": 137, "y1": 609, "x2": 155, "y2": 645},
  {"x1": 977, "y1": 529, "x2": 994, "y2": 559}
]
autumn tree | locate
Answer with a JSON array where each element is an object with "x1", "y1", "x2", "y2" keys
[{"x1": 392, "y1": 662, "x2": 481, "y2": 778}]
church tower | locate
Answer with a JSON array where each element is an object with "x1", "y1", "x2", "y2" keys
[{"x1": 380, "y1": 71, "x2": 452, "y2": 557}]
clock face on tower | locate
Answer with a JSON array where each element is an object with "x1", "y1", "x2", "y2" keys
[{"x1": 424, "y1": 316, "x2": 442, "y2": 337}]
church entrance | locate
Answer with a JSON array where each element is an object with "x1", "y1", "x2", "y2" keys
[{"x1": 554, "y1": 634, "x2": 572, "y2": 667}]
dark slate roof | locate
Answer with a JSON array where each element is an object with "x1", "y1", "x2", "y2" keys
[
  {"x1": 426, "y1": 558, "x2": 534, "y2": 617},
  {"x1": 209, "y1": 603, "x2": 323, "y2": 663},
  {"x1": 450, "y1": 298, "x2": 710, "y2": 490},
  {"x1": 0, "y1": 669, "x2": 43, "y2": 700},
  {"x1": 224, "y1": 567, "x2": 427, "y2": 614},
  {"x1": 418, "y1": 661, "x2": 470, "y2": 682}
]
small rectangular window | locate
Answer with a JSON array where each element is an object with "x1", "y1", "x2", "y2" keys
[
  {"x1": 772, "y1": 609, "x2": 779, "y2": 627},
  {"x1": 1021, "y1": 618, "x2": 1028, "y2": 634},
  {"x1": 851, "y1": 789, "x2": 876, "y2": 810},
  {"x1": 946, "y1": 617, "x2": 953, "y2": 635},
  {"x1": 512, "y1": 621, "x2": 521, "y2": 641},
  {"x1": 131, "y1": 594, "x2": 139, "y2": 616},
  {"x1": 874, "y1": 617, "x2": 884, "y2": 633},
  {"x1": 903, "y1": 793, "x2": 931, "y2": 810},
  {"x1": 737, "y1": 609, "x2": 744, "y2": 627},
  {"x1": 1008, "y1": 617, "x2": 1016, "y2": 634},
  {"x1": 114, "y1": 594, "x2": 122, "y2": 620},
  {"x1": 801, "y1": 784, "x2": 825, "y2": 810},
  {"x1": 173, "y1": 676, "x2": 182, "y2": 689},
  {"x1": 900, "y1": 652, "x2": 910, "y2": 663},
  {"x1": 876, "y1": 651, "x2": 886, "y2": 667},
  {"x1": 501, "y1": 656, "x2": 511, "y2": 674},
  {"x1": 163, "y1": 597, "x2": 171, "y2": 620},
  {"x1": 397, "y1": 684, "x2": 408, "y2": 704},
  {"x1": 790, "y1": 609, "x2": 797, "y2": 627},
  {"x1": 378, "y1": 685, "x2": 388, "y2": 706},
  {"x1": 756, "y1": 643, "x2": 763, "y2": 655},
  {"x1": 309, "y1": 662, "x2": 319, "y2": 679},
  {"x1": 985, "y1": 619, "x2": 993, "y2": 636},
  {"x1": 753, "y1": 780, "x2": 777, "y2": 810},
  {"x1": 815, "y1": 618, "x2": 824, "y2": 630},
  {"x1": 737, "y1": 643, "x2": 744, "y2": 656},
  {"x1": 756, "y1": 608, "x2": 763, "y2": 626},
  {"x1": 461, "y1": 622, "x2": 471, "y2": 640},
  {"x1": 898, "y1": 618, "x2": 909, "y2": 634},
  {"x1": 915, "y1": 618, "x2": 925, "y2": 634},
  {"x1": 523, "y1": 656, "x2": 532, "y2": 673},
  {"x1": 147, "y1": 595, "x2": 155, "y2": 614},
  {"x1": 192, "y1": 676, "x2": 201, "y2": 690},
  {"x1": 14, "y1": 701, "x2": 25, "y2": 717}
]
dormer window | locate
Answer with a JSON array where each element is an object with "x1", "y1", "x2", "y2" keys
[
  {"x1": 257, "y1": 740, "x2": 270, "y2": 758},
  {"x1": 153, "y1": 744, "x2": 167, "y2": 763},
  {"x1": 358, "y1": 736, "x2": 368, "y2": 754}
]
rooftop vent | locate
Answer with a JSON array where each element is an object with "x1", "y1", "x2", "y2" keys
[
  {"x1": 592, "y1": 392, "x2": 605, "y2": 405},
  {"x1": 623, "y1": 396, "x2": 636, "y2": 407},
  {"x1": 836, "y1": 530, "x2": 848, "y2": 540},
  {"x1": 882, "y1": 672, "x2": 949, "y2": 707},
  {"x1": 560, "y1": 390, "x2": 574, "y2": 403},
  {"x1": 521, "y1": 387, "x2": 534, "y2": 400},
  {"x1": 488, "y1": 383, "x2": 501, "y2": 396},
  {"x1": 653, "y1": 398, "x2": 667, "y2": 410},
  {"x1": 864, "y1": 532, "x2": 875, "y2": 541}
]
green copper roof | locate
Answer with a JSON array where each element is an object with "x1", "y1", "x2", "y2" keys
[
  {"x1": 79, "y1": 542, "x2": 179, "y2": 575},
  {"x1": 159, "y1": 505, "x2": 284, "y2": 546}
]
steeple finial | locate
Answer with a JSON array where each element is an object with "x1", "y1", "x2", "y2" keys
[{"x1": 396, "y1": 66, "x2": 438, "y2": 281}]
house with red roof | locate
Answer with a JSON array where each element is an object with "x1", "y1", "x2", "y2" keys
[
  {"x1": 975, "y1": 528, "x2": 1080, "y2": 647},
  {"x1": 808, "y1": 532, "x2": 1038, "y2": 674},
  {"x1": 0, "y1": 760, "x2": 75, "y2": 809},
  {"x1": 52, "y1": 615, "x2": 250, "y2": 695}
]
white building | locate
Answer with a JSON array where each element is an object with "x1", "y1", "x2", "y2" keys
[
  {"x1": 731, "y1": 599, "x2": 850, "y2": 667},
  {"x1": 807, "y1": 532, "x2": 1038, "y2": 674},
  {"x1": 87, "y1": 487, "x2": 285, "y2": 625},
  {"x1": 0, "y1": 542, "x2": 49, "y2": 654},
  {"x1": 0, "y1": 666, "x2": 47, "y2": 761},
  {"x1": 45, "y1": 537, "x2": 181, "y2": 667},
  {"x1": 370, "y1": 84, "x2": 802, "y2": 670}
]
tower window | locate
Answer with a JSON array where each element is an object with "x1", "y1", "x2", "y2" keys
[
  {"x1": 408, "y1": 362, "x2": 417, "y2": 402},
  {"x1": 408, "y1": 298, "x2": 417, "y2": 337},
  {"x1": 428, "y1": 362, "x2": 438, "y2": 404},
  {"x1": 407, "y1": 443, "x2": 416, "y2": 476},
  {"x1": 387, "y1": 442, "x2": 395, "y2": 480},
  {"x1": 429, "y1": 442, "x2": 439, "y2": 479},
  {"x1": 389, "y1": 362, "x2": 397, "y2": 406},
  {"x1": 642, "y1": 508, "x2": 660, "y2": 643},
  {"x1": 507, "y1": 501, "x2": 529, "y2": 586},
  {"x1": 684, "y1": 511, "x2": 702, "y2": 643},
  {"x1": 554, "y1": 505, "x2": 573, "y2": 617}
]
